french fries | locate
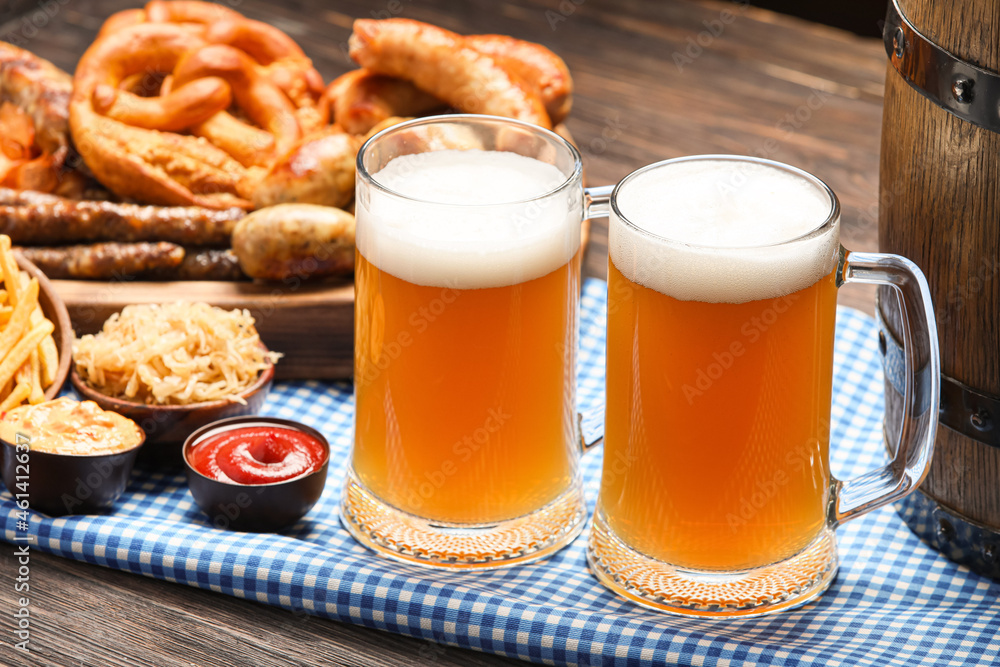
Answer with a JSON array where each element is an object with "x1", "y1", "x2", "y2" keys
[{"x1": 0, "y1": 235, "x2": 59, "y2": 409}]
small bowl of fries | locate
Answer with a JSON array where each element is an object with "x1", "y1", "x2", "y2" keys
[{"x1": 0, "y1": 236, "x2": 72, "y2": 413}]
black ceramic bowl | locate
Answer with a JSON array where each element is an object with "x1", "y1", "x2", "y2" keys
[
  {"x1": 182, "y1": 416, "x2": 329, "y2": 532},
  {"x1": 1, "y1": 430, "x2": 145, "y2": 516}
]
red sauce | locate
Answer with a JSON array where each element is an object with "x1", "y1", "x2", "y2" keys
[{"x1": 188, "y1": 426, "x2": 326, "y2": 484}]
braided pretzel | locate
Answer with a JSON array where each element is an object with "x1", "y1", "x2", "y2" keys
[
  {"x1": 145, "y1": 0, "x2": 243, "y2": 26},
  {"x1": 172, "y1": 44, "x2": 302, "y2": 164},
  {"x1": 71, "y1": 2, "x2": 328, "y2": 209},
  {"x1": 71, "y1": 22, "x2": 252, "y2": 208},
  {"x1": 129, "y1": 2, "x2": 326, "y2": 138},
  {"x1": 204, "y1": 18, "x2": 325, "y2": 109}
]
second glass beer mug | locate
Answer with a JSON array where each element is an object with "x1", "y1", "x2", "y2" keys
[
  {"x1": 342, "y1": 115, "x2": 607, "y2": 568},
  {"x1": 588, "y1": 155, "x2": 939, "y2": 616}
]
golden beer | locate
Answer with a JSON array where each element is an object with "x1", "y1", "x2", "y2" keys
[
  {"x1": 595, "y1": 157, "x2": 842, "y2": 573},
  {"x1": 342, "y1": 115, "x2": 593, "y2": 568},
  {"x1": 353, "y1": 249, "x2": 579, "y2": 524},
  {"x1": 601, "y1": 260, "x2": 836, "y2": 571},
  {"x1": 587, "y1": 156, "x2": 940, "y2": 616}
]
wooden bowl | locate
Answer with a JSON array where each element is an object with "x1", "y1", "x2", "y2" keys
[
  {"x1": 71, "y1": 361, "x2": 274, "y2": 466},
  {"x1": 16, "y1": 254, "x2": 72, "y2": 399}
]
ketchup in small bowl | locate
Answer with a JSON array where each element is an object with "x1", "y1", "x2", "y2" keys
[{"x1": 183, "y1": 417, "x2": 329, "y2": 532}]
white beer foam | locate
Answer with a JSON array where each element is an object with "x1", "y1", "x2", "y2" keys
[
  {"x1": 610, "y1": 159, "x2": 840, "y2": 303},
  {"x1": 358, "y1": 150, "x2": 581, "y2": 289}
]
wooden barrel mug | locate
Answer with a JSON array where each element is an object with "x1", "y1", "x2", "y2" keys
[{"x1": 880, "y1": 0, "x2": 1000, "y2": 577}]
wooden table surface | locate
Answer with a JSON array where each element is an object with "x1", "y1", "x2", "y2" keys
[{"x1": 0, "y1": 1, "x2": 887, "y2": 665}]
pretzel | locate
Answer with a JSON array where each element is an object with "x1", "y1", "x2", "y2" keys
[
  {"x1": 96, "y1": 9, "x2": 146, "y2": 38},
  {"x1": 349, "y1": 19, "x2": 551, "y2": 128},
  {"x1": 126, "y1": 2, "x2": 326, "y2": 133},
  {"x1": 71, "y1": 2, "x2": 328, "y2": 209},
  {"x1": 172, "y1": 44, "x2": 302, "y2": 164},
  {"x1": 92, "y1": 76, "x2": 231, "y2": 131},
  {"x1": 70, "y1": 23, "x2": 251, "y2": 208},
  {"x1": 204, "y1": 18, "x2": 326, "y2": 131},
  {"x1": 325, "y1": 69, "x2": 443, "y2": 135},
  {"x1": 145, "y1": 0, "x2": 242, "y2": 26}
]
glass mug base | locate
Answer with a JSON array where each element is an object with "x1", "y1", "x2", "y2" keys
[
  {"x1": 339, "y1": 469, "x2": 588, "y2": 570},
  {"x1": 587, "y1": 511, "x2": 839, "y2": 617}
]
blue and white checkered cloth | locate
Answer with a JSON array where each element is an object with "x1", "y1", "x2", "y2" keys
[{"x1": 4, "y1": 278, "x2": 999, "y2": 666}]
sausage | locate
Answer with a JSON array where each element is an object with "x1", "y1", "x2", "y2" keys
[
  {"x1": 0, "y1": 41, "x2": 86, "y2": 196},
  {"x1": 349, "y1": 19, "x2": 551, "y2": 128},
  {"x1": 15, "y1": 242, "x2": 185, "y2": 280},
  {"x1": 0, "y1": 189, "x2": 243, "y2": 246},
  {"x1": 15, "y1": 243, "x2": 245, "y2": 281},
  {"x1": 252, "y1": 127, "x2": 360, "y2": 210},
  {"x1": 232, "y1": 204, "x2": 354, "y2": 280},
  {"x1": 150, "y1": 248, "x2": 246, "y2": 280},
  {"x1": 0, "y1": 41, "x2": 72, "y2": 156},
  {"x1": 465, "y1": 34, "x2": 573, "y2": 125}
]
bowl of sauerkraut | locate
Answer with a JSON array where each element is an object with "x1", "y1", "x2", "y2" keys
[{"x1": 70, "y1": 302, "x2": 280, "y2": 460}]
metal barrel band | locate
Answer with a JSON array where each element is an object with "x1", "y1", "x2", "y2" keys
[
  {"x1": 884, "y1": 0, "x2": 1000, "y2": 135},
  {"x1": 896, "y1": 486, "x2": 1000, "y2": 579},
  {"x1": 877, "y1": 302, "x2": 1000, "y2": 449}
]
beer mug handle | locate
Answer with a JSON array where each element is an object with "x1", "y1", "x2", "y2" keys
[
  {"x1": 575, "y1": 185, "x2": 615, "y2": 452},
  {"x1": 584, "y1": 185, "x2": 615, "y2": 220},
  {"x1": 831, "y1": 249, "x2": 940, "y2": 526}
]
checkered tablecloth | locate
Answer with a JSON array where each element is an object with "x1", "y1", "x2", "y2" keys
[{"x1": 3, "y1": 278, "x2": 998, "y2": 666}]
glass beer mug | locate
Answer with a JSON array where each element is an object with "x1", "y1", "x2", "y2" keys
[
  {"x1": 587, "y1": 155, "x2": 939, "y2": 616},
  {"x1": 341, "y1": 115, "x2": 611, "y2": 568}
]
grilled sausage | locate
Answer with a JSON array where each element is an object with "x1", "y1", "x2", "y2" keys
[
  {"x1": 166, "y1": 248, "x2": 245, "y2": 281},
  {"x1": 326, "y1": 69, "x2": 444, "y2": 135},
  {"x1": 0, "y1": 188, "x2": 243, "y2": 246},
  {"x1": 0, "y1": 41, "x2": 72, "y2": 156},
  {"x1": 232, "y1": 204, "x2": 354, "y2": 280},
  {"x1": 15, "y1": 242, "x2": 185, "y2": 279},
  {"x1": 15, "y1": 243, "x2": 246, "y2": 281}
]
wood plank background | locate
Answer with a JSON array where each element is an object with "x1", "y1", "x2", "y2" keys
[{"x1": 0, "y1": 1, "x2": 889, "y2": 665}]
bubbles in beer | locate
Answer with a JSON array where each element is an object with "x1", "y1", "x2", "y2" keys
[
  {"x1": 359, "y1": 150, "x2": 581, "y2": 289},
  {"x1": 610, "y1": 158, "x2": 840, "y2": 304}
]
